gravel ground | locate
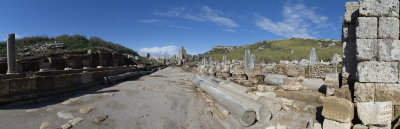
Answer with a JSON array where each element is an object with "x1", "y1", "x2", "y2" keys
[{"x1": 0, "y1": 67, "x2": 238, "y2": 129}]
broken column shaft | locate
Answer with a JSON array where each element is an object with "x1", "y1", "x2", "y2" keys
[{"x1": 7, "y1": 33, "x2": 18, "y2": 74}]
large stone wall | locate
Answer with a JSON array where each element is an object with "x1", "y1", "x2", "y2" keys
[
  {"x1": 340, "y1": 0, "x2": 400, "y2": 128},
  {"x1": 0, "y1": 66, "x2": 160, "y2": 104}
]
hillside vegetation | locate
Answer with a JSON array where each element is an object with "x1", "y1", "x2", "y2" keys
[
  {"x1": 202, "y1": 38, "x2": 342, "y2": 63},
  {"x1": 0, "y1": 34, "x2": 138, "y2": 57}
]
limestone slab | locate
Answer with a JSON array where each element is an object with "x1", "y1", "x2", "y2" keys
[
  {"x1": 357, "y1": 61, "x2": 398, "y2": 83},
  {"x1": 359, "y1": 0, "x2": 399, "y2": 17},
  {"x1": 375, "y1": 83, "x2": 400, "y2": 105},
  {"x1": 378, "y1": 39, "x2": 400, "y2": 61},
  {"x1": 378, "y1": 17, "x2": 399, "y2": 39},
  {"x1": 302, "y1": 78, "x2": 324, "y2": 91},
  {"x1": 344, "y1": 2, "x2": 359, "y2": 23},
  {"x1": 322, "y1": 96, "x2": 354, "y2": 123},
  {"x1": 282, "y1": 77, "x2": 303, "y2": 91},
  {"x1": 356, "y1": 39, "x2": 377, "y2": 61},
  {"x1": 356, "y1": 101, "x2": 392, "y2": 125},
  {"x1": 356, "y1": 17, "x2": 378, "y2": 39},
  {"x1": 0, "y1": 80, "x2": 9, "y2": 96},
  {"x1": 322, "y1": 119, "x2": 351, "y2": 129},
  {"x1": 9, "y1": 78, "x2": 30, "y2": 95},
  {"x1": 354, "y1": 82, "x2": 375, "y2": 102}
]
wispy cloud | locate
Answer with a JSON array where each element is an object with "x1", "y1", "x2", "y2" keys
[
  {"x1": 255, "y1": 2, "x2": 330, "y2": 38},
  {"x1": 139, "y1": 45, "x2": 178, "y2": 57},
  {"x1": 154, "y1": 6, "x2": 238, "y2": 32},
  {"x1": 138, "y1": 19, "x2": 162, "y2": 23},
  {"x1": 170, "y1": 25, "x2": 192, "y2": 30}
]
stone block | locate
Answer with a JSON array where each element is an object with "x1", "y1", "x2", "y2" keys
[
  {"x1": 334, "y1": 85, "x2": 352, "y2": 101},
  {"x1": 342, "y1": 24, "x2": 356, "y2": 42},
  {"x1": 69, "y1": 73, "x2": 81, "y2": 86},
  {"x1": 0, "y1": 79, "x2": 9, "y2": 96},
  {"x1": 54, "y1": 75, "x2": 69, "y2": 88},
  {"x1": 282, "y1": 77, "x2": 303, "y2": 91},
  {"x1": 256, "y1": 84, "x2": 278, "y2": 92},
  {"x1": 36, "y1": 76, "x2": 55, "y2": 90},
  {"x1": 302, "y1": 78, "x2": 324, "y2": 91},
  {"x1": 353, "y1": 124, "x2": 368, "y2": 129},
  {"x1": 322, "y1": 119, "x2": 351, "y2": 129},
  {"x1": 356, "y1": 101, "x2": 392, "y2": 125},
  {"x1": 395, "y1": 105, "x2": 400, "y2": 119},
  {"x1": 375, "y1": 83, "x2": 400, "y2": 105},
  {"x1": 325, "y1": 74, "x2": 339, "y2": 88},
  {"x1": 378, "y1": 39, "x2": 400, "y2": 61},
  {"x1": 9, "y1": 78, "x2": 31, "y2": 95},
  {"x1": 344, "y1": 2, "x2": 359, "y2": 23},
  {"x1": 264, "y1": 74, "x2": 286, "y2": 86},
  {"x1": 322, "y1": 96, "x2": 354, "y2": 123},
  {"x1": 248, "y1": 75, "x2": 264, "y2": 84},
  {"x1": 359, "y1": 0, "x2": 399, "y2": 17},
  {"x1": 356, "y1": 39, "x2": 377, "y2": 61},
  {"x1": 81, "y1": 72, "x2": 93, "y2": 84},
  {"x1": 357, "y1": 61, "x2": 398, "y2": 83},
  {"x1": 29, "y1": 77, "x2": 37, "y2": 92},
  {"x1": 354, "y1": 82, "x2": 375, "y2": 102},
  {"x1": 356, "y1": 17, "x2": 378, "y2": 39},
  {"x1": 378, "y1": 17, "x2": 399, "y2": 39}
]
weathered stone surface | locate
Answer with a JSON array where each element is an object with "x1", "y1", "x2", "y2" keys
[
  {"x1": 79, "y1": 106, "x2": 96, "y2": 114},
  {"x1": 341, "y1": 61, "x2": 357, "y2": 79},
  {"x1": 322, "y1": 119, "x2": 351, "y2": 129},
  {"x1": 256, "y1": 84, "x2": 278, "y2": 92},
  {"x1": 344, "y1": 2, "x2": 359, "y2": 23},
  {"x1": 357, "y1": 61, "x2": 398, "y2": 83},
  {"x1": 9, "y1": 78, "x2": 30, "y2": 95},
  {"x1": 57, "y1": 111, "x2": 74, "y2": 119},
  {"x1": 334, "y1": 85, "x2": 352, "y2": 101},
  {"x1": 395, "y1": 105, "x2": 400, "y2": 120},
  {"x1": 39, "y1": 121, "x2": 50, "y2": 129},
  {"x1": 353, "y1": 124, "x2": 368, "y2": 129},
  {"x1": 94, "y1": 115, "x2": 109, "y2": 123},
  {"x1": 378, "y1": 39, "x2": 400, "y2": 61},
  {"x1": 68, "y1": 117, "x2": 83, "y2": 126},
  {"x1": 356, "y1": 101, "x2": 392, "y2": 125},
  {"x1": 264, "y1": 74, "x2": 286, "y2": 86},
  {"x1": 375, "y1": 83, "x2": 400, "y2": 105},
  {"x1": 302, "y1": 78, "x2": 324, "y2": 91},
  {"x1": 359, "y1": 0, "x2": 399, "y2": 17},
  {"x1": 255, "y1": 92, "x2": 276, "y2": 99},
  {"x1": 356, "y1": 17, "x2": 378, "y2": 39},
  {"x1": 248, "y1": 75, "x2": 264, "y2": 84},
  {"x1": 354, "y1": 82, "x2": 375, "y2": 102},
  {"x1": 378, "y1": 17, "x2": 399, "y2": 39},
  {"x1": 61, "y1": 123, "x2": 72, "y2": 129},
  {"x1": 356, "y1": 39, "x2": 377, "y2": 61},
  {"x1": 81, "y1": 72, "x2": 93, "y2": 84},
  {"x1": 282, "y1": 77, "x2": 303, "y2": 91},
  {"x1": 0, "y1": 80, "x2": 9, "y2": 96},
  {"x1": 309, "y1": 48, "x2": 317, "y2": 65},
  {"x1": 244, "y1": 50, "x2": 251, "y2": 69},
  {"x1": 325, "y1": 74, "x2": 339, "y2": 89},
  {"x1": 322, "y1": 96, "x2": 354, "y2": 123}
]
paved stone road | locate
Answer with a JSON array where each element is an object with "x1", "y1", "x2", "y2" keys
[{"x1": 0, "y1": 67, "x2": 235, "y2": 129}]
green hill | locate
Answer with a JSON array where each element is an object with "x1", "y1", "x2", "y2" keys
[
  {"x1": 202, "y1": 38, "x2": 342, "y2": 63},
  {"x1": 0, "y1": 34, "x2": 138, "y2": 58}
]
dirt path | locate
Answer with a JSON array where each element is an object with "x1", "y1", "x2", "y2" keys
[{"x1": 0, "y1": 67, "x2": 234, "y2": 129}]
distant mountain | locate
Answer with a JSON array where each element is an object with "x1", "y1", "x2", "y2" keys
[{"x1": 201, "y1": 38, "x2": 342, "y2": 63}]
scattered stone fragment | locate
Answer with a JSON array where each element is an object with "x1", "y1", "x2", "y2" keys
[
  {"x1": 94, "y1": 115, "x2": 109, "y2": 123},
  {"x1": 212, "y1": 108, "x2": 225, "y2": 120},
  {"x1": 68, "y1": 117, "x2": 84, "y2": 126},
  {"x1": 39, "y1": 121, "x2": 50, "y2": 129},
  {"x1": 102, "y1": 93, "x2": 115, "y2": 96},
  {"x1": 79, "y1": 106, "x2": 96, "y2": 114},
  {"x1": 60, "y1": 123, "x2": 72, "y2": 129},
  {"x1": 57, "y1": 111, "x2": 74, "y2": 119},
  {"x1": 281, "y1": 105, "x2": 290, "y2": 111},
  {"x1": 278, "y1": 98, "x2": 294, "y2": 106},
  {"x1": 265, "y1": 126, "x2": 277, "y2": 129},
  {"x1": 222, "y1": 109, "x2": 230, "y2": 116}
]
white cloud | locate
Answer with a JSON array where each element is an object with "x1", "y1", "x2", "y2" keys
[
  {"x1": 154, "y1": 5, "x2": 238, "y2": 32},
  {"x1": 139, "y1": 45, "x2": 178, "y2": 57},
  {"x1": 255, "y1": 3, "x2": 330, "y2": 38},
  {"x1": 138, "y1": 19, "x2": 162, "y2": 23}
]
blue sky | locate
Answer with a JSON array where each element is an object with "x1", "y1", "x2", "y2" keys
[{"x1": 0, "y1": 0, "x2": 352, "y2": 57}]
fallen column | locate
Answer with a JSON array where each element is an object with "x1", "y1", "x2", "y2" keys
[{"x1": 191, "y1": 75, "x2": 257, "y2": 126}]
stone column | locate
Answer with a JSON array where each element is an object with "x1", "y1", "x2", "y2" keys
[
  {"x1": 7, "y1": 33, "x2": 18, "y2": 74},
  {"x1": 244, "y1": 50, "x2": 251, "y2": 69}
]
